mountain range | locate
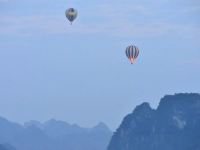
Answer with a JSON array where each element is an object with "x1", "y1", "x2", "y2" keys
[
  {"x1": 0, "y1": 118, "x2": 112, "y2": 150},
  {"x1": 1, "y1": 93, "x2": 200, "y2": 150}
]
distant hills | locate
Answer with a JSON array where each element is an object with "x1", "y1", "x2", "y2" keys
[
  {"x1": 0, "y1": 118, "x2": 112, "y2": 150},
  {"x1": 108, "y1": 93, "x2": 200, "y2": 150}
]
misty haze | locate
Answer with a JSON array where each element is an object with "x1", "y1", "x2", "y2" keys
[{"x1": 0, "y1": 0, "x2": 200, "y2": 150}]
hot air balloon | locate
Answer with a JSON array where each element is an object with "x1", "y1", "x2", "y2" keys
[
  {"x1": 65, "y1": 8, "x2": 78, "y2": 25},
  {"x1": 125, "y1": 45, "x2": 139, "y2": 64}
]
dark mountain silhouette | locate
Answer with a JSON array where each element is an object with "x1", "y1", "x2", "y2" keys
[
  {"x1": 0, "y1": 118, "x2": 112, "y2": 150},
  {"x1": 108, "y1": 93, "x2": 200, "y2": 150}
]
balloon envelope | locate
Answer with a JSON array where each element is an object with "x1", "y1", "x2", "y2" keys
[
  {"x1": 125, "y1": 45, "x2": 139, "y2": 64},
  {"x1": 65, "y1": 8, "x2": 78, "y2": 24}
]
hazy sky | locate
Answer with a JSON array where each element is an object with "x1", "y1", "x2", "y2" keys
[{"x1": 0, "y1": 0, "x2": 200, "y2": 129}]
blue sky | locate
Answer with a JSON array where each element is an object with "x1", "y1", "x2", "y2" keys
[{"x1": 0, "y1": 0, "x2": 200, "y2": 129}]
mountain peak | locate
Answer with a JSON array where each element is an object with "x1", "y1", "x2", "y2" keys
[
  {"x1": 92, "y1": 122, "x2": 111, "y2": 132},
  {"x1": 159, "y1": 93, "x2": 200, "y2": 104},
  {"x1": 44, "y1": 119, "x2": 71, "y2": 127},
  {"x1": 134, "y1": 102, "x2": 152, "y2": 113},
  {"x1": 157, "y1": 93, "x2": 200, "y2": 112},
  {"x1": 95, "y1": 122, "x2": 108, "y2": 128},
  {"x1": 131, "y1": 102, "x2": 155, "y2": 121},
  {"x1": 108, "y1": 93, "x2": 200, "y2": 150},
  {"x1": 24, "y1": 120, "x2": 43, "y2": 129}
]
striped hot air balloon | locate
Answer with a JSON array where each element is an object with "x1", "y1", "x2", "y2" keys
[
  {"x1": 65, "y1": 8, "x2": 78, "y2": 25},
  {"x1": 125, "y1": 45, "x2": 139, "y2": 64}
]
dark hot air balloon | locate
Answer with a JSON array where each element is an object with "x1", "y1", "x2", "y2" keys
[
  {"x1": 125, "y1": 45, "x2": 139, "y2": 64},
  {"x1": 65, "y1": 8, "x2": 78, "y2": 25}
]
